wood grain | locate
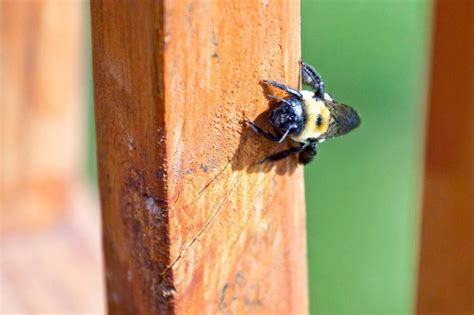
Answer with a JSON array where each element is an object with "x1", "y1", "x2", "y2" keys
[
  {"x1": 91, "y1": 1, "x2": 307, "y2": 314},
  {"x1": 416, "y1": 1, "x2": 474, "y2": 314}
]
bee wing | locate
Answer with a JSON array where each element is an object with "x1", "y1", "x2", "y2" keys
[{"x1": 323, "y1": 101, "x2": 361, "y2": 139}]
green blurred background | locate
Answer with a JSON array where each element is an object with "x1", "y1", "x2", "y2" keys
[
  {"x1": 86, "y1": 1, "x2": 433, "y2": 314},
  {"x1": 302, "y1": 0, "x2": 432, "y2": 314}
]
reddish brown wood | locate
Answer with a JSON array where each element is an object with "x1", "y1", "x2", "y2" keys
[
  {"x1": 416, "y1": 1, "x2": 474, "y2": 314},
  {"x1": 91, "y1": 1, "x2": 307, "y2": 314}
]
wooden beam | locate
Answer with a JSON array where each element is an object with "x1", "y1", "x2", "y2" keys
[
  {"x1": 0, "y1": 0, "x2": 84, "y2": 233},
  {"x1": 416, "y1": 0, "x2": 474, "y2": 314},
  {"x1": 91, "y1": 1, "x2": 307, "y2": 314}
]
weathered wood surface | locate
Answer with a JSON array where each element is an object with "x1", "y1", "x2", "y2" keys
[
  {"x1": 416, "y1": 0, "x2": 474, "y2": 314},
  {"x1": 91, "y1": 1, "x2": 307, "y2": 314}
]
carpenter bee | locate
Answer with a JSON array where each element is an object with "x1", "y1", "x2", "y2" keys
[{"x1": 247, "y1": 61, "x2": 361, "y2": 165}]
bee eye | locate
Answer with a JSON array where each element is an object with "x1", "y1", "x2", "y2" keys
[{"x1": 316, "y1": 114, "x2": 323, "y2": 127}]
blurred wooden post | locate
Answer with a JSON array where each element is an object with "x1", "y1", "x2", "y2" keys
[
  {"x1": 91, "y1": 1, "x2": 307, "y2": 314},
  {"x1": 416, "y1": 1, "x2": 474, "y2": 314},
  {"x1": 0, "y1": 1, "x2": 84, "y2": 233}
]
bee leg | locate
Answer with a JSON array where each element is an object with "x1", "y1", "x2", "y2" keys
[
  {"x1": 246, "y1": 120, "x2": 289, "y2": 143},
  {"x1": 261, "y1": 80, "x2": 303, "y2": 100},
  {"x1": 267, "y1": 94, "x2": 285, "y2": 103},
  {"x1": 300, "y1": 61, "x2": 325, "y2": 99},
  {"x1": 259, "y1": 145, "x2": 306, "y2": 164},
  {"x1": 298, "y1": 141, "x2": 318, "y2": 165}
]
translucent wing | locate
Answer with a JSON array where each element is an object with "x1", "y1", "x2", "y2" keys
[{"x1": 322, "y1": 101, "x2": 361, "y2": 139}]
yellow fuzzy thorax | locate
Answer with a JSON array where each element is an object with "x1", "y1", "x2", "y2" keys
[{"x1": 290, "y1": 90, "x2": 330, "y2": 143}]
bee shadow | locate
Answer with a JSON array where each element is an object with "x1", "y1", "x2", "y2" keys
[{"x1": 230, "y1": 110, "x2": 299, "y2": 176}]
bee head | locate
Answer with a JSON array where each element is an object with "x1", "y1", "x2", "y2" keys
[{"x1": 269, "y1": 97, "x2": 305, "y2": 135}]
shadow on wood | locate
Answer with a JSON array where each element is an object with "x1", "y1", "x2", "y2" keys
[
  {"x1": 231, "y1": 83, "x2": 301, "y2": 175},
  {"x1": 91, "y1": 0, "x2": 307, "y2": 314}
]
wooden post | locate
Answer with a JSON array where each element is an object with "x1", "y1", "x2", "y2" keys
[
  {"x1": 91, "y1": 1, "x2": 307, "y2": 314},
  {"x1": 416, "y1": 0, "x2": 474, "y2": 314},
  {"x1": 0, "y1": 0, "x2": 84, "y2": 232}
]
